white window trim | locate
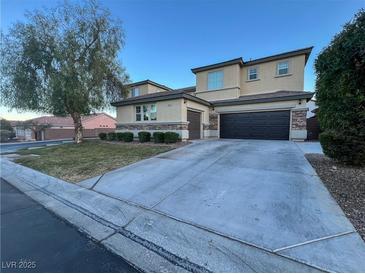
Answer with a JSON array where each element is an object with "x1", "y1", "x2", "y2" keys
[
  {"x1": 276, "y1": 61, "x2": 290, "y2": 76},
  {"x1": 247, "y1": 66, "x2": 259, "y2": 81},
  {"x1": 135, "y1": 104, "x2": 157, "y2": 122},
  {"x1": 207, "y1": 70, "x2": 224, "y2": 91}
]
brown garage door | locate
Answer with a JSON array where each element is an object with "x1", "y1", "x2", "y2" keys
[{"x1": 187, "y1": 110, "x2": 201, "y2": 140}]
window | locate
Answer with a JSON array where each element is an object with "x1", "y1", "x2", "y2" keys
[
  {"x1": 136, "y1": 106, "x2": 141, "y2": 121},
  {"x1": 247, "y1": 67, "x2": 258, "y2": 80},
  {"x1": 131, "y1": 87, "x2": 140, "y2": 97},
  {"x1": 143, "y1": 105, "x2": 149, "y2": 121},
  {"x1": 136, "y1": 104, "x2": 156, "y2": 121},
  {"x1": 207, "y1": 70, "x2": 224, "y2": 90},
  {"x1": 150, "y1": 104, "x2": 157, "y2": 121},
  {"x1": 277, "y1": 61, "x2": 289, "y2": 75}
]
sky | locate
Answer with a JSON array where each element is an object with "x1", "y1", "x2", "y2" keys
[{"x1": 0, "y1": 0, "x2": 364, "y2": 120}]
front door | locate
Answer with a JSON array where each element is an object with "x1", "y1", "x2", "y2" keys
[{"x1": 187, "y1": 110, "x2": 201, "y2": 140}]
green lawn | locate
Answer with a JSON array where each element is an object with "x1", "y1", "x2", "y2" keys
[{"x1": 16, "y1": 140, "x2": 175, "y2": 183}]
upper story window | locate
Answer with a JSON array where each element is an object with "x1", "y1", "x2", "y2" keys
[
  {"x1": 207, "y1": 70, "x2": 224, "y2": 90},
  {"x1": 136, "y1": 104, "x2": 156, "y2": 121},
  {"x1": 277, "y1": 61, "x2": 289, "y2": 75},
  {"x1": 131, "y1": 87, "x2": 140, "y2": 97},
  {"x1": 247, "y1": 67, "x2": 258, "y2": 80}
]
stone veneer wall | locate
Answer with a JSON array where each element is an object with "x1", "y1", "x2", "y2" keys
[
  {"x1": 291, "y1": 110, "x2": 307, "y2": 130},
  {"x1": 203, "y1": 109, "x2": 218, "y2": 130},
  {"x1": 116, "y1": 122, "x2": 188, "y2": 131}
]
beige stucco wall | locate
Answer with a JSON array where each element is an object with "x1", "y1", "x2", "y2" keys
[
  {"x1": 115, "y1": 98, "x2": 210, "y2": 140},
  {"x1": 213, "y1": 99, "x2": 304, "y2": 114},
  {"x1": 157, "y1": 99, "x2": 184, "y2": 122},
  {"x1": 194, "y1": 54, "x2": 306, "y2": 101},
  {"x1": 116, "y1": 99, "x2": 184, "y2": 123},
  {"x1": 241, "y1": 55, "x2": 305, "y2": 95},
  {"x1": 117, "y1": 105, "x2": 135, "y2": 123},
  {"x1": 183, "y1": 100, "x2": 210, "y2": 124},
  {"x1": 127, "y1": 84, "x2": 148, "y2": 98},
  {"x1": 116, "y1": 99, "x2": 211, "y2": 124},
  {"x1": 195, "y1": 64, "x2": 240, "y2": 101},
  {"x1": 195, "y1": 87, "x2": 240, "y2": 101},
  {"x1": 147, "y1": 83, "x2": 169, "y2": 93},
  {"x1": 127, "y1": 83, "x2": 169, "y2": 98}
]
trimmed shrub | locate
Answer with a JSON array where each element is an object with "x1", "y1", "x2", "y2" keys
[
  {"x1": 153, "y1": 132, "x2": 165, "y2": 143},
  {"x1": 315, "y1": 10, "x2": 365, "y2": 165},
  {"x1": 107, "y1": 132, "x2": 116, "y2": 141},
  {"x1": 319, "y1": 131, "x2": 365, "y2": 165},
  {"x1": 116, "y1": 132, "x2": 124, "y2": 141},
  {"x1": 98, "y1": 132, "x2": 107, "y2": 140},
  {"x1": 164, "y1": 132, "x2": 179, "y2": 143},
  {"x1": 123, "y1": 132, "x2": 134, "y2": 142},
  {"x1": 0, "y1": 130, "x2": 12, "y2": 142},
  {"x1": 138, "y1": 131, "x2": 151, "y2": 143}
]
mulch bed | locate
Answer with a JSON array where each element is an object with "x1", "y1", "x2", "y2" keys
[{"x1": 306, "y1": 153, "x2": 365, "y2": 241}]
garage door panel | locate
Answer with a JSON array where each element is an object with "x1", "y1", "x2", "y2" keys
[{"x1": 220, "y1": 111, "x2": 290, "y2": 140}]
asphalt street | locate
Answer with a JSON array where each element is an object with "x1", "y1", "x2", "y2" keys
[
  {"x1": 0, "y1": 140, "x2": 73, "y2": 154},
  {"x1": 0, "y1": 178, "x2": 138, "y2": 273}
]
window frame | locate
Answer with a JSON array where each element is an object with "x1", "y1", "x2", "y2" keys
[
  {"x1": 135, "y1": 105, "x2": 142, "y2": 121},
  {"x1": 247, "y1": 66, "x2": 259, "y2": 81},
  {"x1": 276, "y1": 61, "x2": 290, "y2": 76},
  {"x1": 135, "y1": 104, "x2": 157, "y2": 122},
  {"x1": 150, "y1": 104, "x2": 157, "y2": 121},
  {"x1": 131, "y1": 87, "x2": 140, "y2": 97},
  {"x1": 207, "y1": 70, "x2": 224, "y2": 90}
]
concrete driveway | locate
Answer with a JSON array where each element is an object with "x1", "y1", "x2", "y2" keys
[
  {"x1": 3, "y1": 139, "x2": 364, "y2": 271},
  {"x1": 87, "y1": 140, "x2": 363, "y2": 261}
]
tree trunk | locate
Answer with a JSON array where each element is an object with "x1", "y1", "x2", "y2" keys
[{"x1": 71, "y1": 113, "x2": 83, "y2": 144}]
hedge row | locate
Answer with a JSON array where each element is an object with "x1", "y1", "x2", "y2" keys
[
  {"x1": 98, "y1": 131, "x2": 179, "y2": 144},
  {"x1": 99, "y1": 132, "x2": 134, "y2": 142}
]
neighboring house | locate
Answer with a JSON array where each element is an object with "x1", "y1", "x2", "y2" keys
[
  {"x1": 13, "y1": 113, "x2": 116, "y2": 141},
  {"x1": 112, "y1": 47, "x2": 314, "y2": 141},
  {"x1": 10, "y1": 120, "x2": 33, "y2": 141}
]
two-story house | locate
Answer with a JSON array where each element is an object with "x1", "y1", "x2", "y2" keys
[{"x1": 111, "y1": 47, "x2": 314, "y2": 141}]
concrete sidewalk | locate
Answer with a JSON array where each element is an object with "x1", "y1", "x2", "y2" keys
[
  {"x1": 295, "y1": 141, "x2": 324, "y2": 154},
  {"x1": 1, "y1": 140, "x2": 365, "y2": 272}
]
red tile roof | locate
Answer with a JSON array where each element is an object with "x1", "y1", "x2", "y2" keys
[{"x1": 26, "y1": 113, "x2": 115, "y2": 127}]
